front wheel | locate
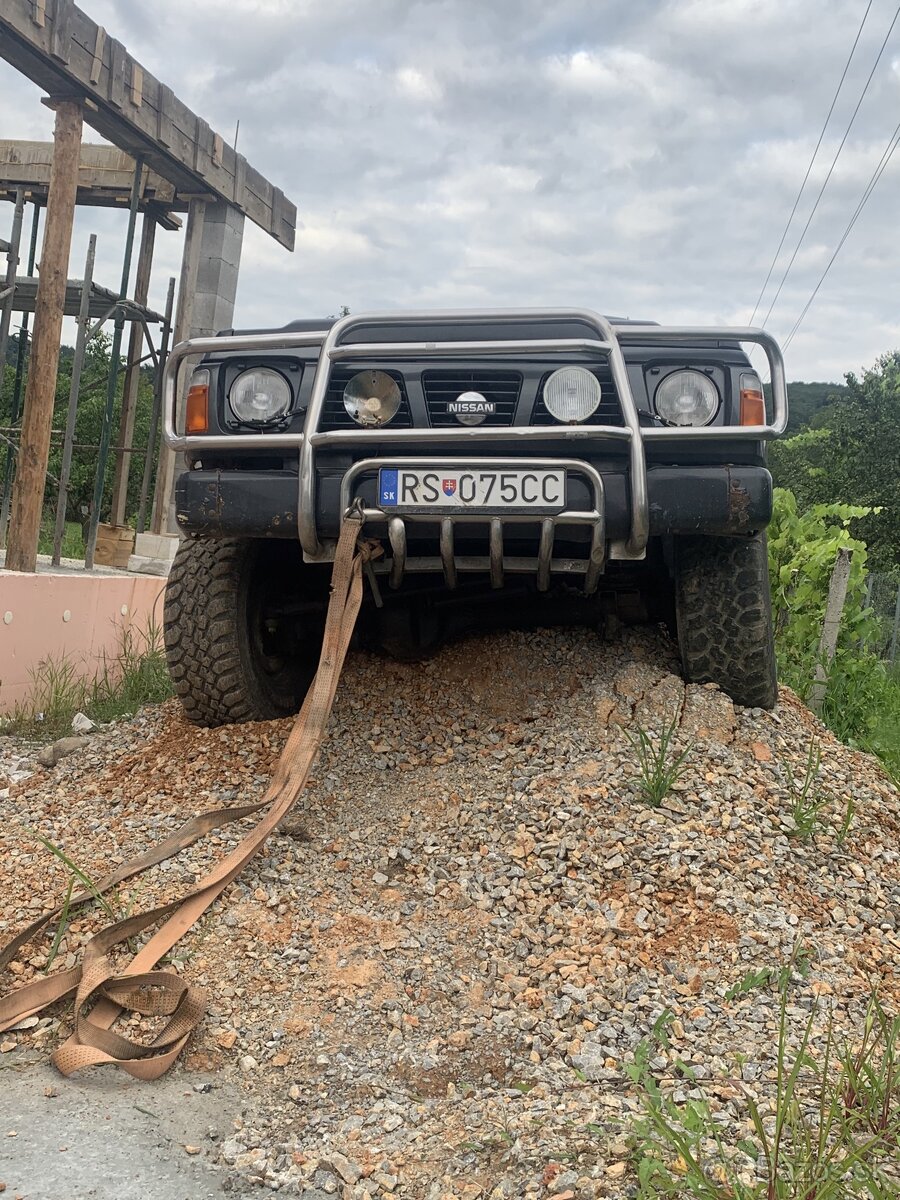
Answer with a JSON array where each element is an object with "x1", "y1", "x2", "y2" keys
[
  {"x1": 674, "y1": 532, "x2": 778, "y2": 709},
  {"x1": 164, "y1": 537, "x2": 327, "y2": 726}
]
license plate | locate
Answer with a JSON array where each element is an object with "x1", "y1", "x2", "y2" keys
[{"x1": 378, "y1": 467, "x2": 567, "y2": 512}]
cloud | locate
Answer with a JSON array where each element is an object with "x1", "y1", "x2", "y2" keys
[{"x1": 2, "y1": 0, "x2": 900, "y2": 379}]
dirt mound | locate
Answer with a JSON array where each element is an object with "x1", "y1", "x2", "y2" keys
[{"x1": 1, "y1": 626, "x2": 898, "y2": 1198}]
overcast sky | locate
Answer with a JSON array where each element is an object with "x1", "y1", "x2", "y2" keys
[{"x1": 3, "y1": 0, "x2": 900, "y2": 381}]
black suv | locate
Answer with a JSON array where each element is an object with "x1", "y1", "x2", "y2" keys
[{"x1": 161, "y1": 309, "x2": 788, "y2": 726}]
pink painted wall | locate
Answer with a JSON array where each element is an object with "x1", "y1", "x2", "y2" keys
[{"x1": 0, "y1": 570, "x2": 167, "y2": 712}]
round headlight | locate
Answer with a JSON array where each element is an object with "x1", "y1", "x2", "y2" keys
[
  {"x1": 343, "y1": 370, "x2": 401, "y2": 427},
  {"x1": 543, "y1": 367, "x2": 602, "y2": 424},
  {"x1": 654, "y1": 370, "x2": 719, "y2": 426},
  {"x1": 229, "y1": 367, "x2": 292, "y2": 425}
]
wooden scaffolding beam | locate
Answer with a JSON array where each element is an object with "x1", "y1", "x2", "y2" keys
[{"x1": 0, "y1": 1, "x2": 296, "y2": 249}]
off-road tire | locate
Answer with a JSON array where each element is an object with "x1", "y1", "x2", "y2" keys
[
  {"x1": 165, "y1": 537, "x2": 318, "y2": 727},
  {"x1": 674, "y1": 532, "x2": 778, "y2": 709}
]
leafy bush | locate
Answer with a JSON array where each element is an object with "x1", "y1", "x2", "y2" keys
[{"x1": 769, "y1": 489, "x2": 900, "y2": 778}]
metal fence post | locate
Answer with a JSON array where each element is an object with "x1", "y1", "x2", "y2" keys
[
  {"x1": 84, "y1": 158, "x2": 143, "y2": 570},
  {"x1": 52, "y1": 234, "x2": 96, "y2": 565},
  {"x1": 136, "y1": 275, "x2": 175, "y2": 535},
  {"x1": 0, "y1": 188, "x2": 25, "y2": 395}
]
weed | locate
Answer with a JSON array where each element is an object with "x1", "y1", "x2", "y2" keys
[
  {"x1": 627, "y1": 711, "x2": 694, "y2": 807},
  {"x1": 5, "y1": 617, "x2": 172, "y2": 740},
  {"x1": 651, "y1": 1008, "x2": 675, "y2": 1048},
  {"x1": 783, "y1": 741, "x2": 829, "y2": 839},
  {"x1": 840, "y1": 996, "x2": 900, "y2": 1147},
  {"x1": 837, "y1": 793, "x2": 857, "y2": 847},
  {"x1": 724, "y1": 943, "x2": 813, "y2": 1002},
  {"x1": 626, "y1": 984, "x2": 900, "y2": 1197},
  {"x1": 30, "y1": 829, "x2": 119, "y2": 924},
  {"x1": 25, "y1": 828, "x2": 126, "y2": 970},
  {"x1": 45, "y1": 876, "x2": 75, "y2": 970}
]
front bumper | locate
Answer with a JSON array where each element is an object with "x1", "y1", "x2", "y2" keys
[
  {"x1": 163, "y1": 310, "x2": 789, "y2": 567},
  {"x1": 176, "y1": 462, "x2": 772, "y2": 544}
]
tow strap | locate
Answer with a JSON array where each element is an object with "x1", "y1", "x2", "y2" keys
[{"x1": 0, "y1": 509, "x2": 375, "y2": 1079}]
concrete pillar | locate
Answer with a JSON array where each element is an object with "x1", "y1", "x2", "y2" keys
[
  {"x1": 147, "y1": 200, "x2": 244, "y2": 549},
  {"x1": 194, "y1": 200, "x2": 244, "y2": 336}
]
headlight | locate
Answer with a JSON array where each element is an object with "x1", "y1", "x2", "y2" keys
[
  {"x1": 343, "y1": 370, "x2": 402, "y2": 427},
  {"x1": 543, "y1": 367, "x2": 602, "y2": 424},
  {"x1": 654, "y1": 370, "x2": 719, "y2": 426},
  {"x1": 229, "y1": 367, "x2": 292, "y2": 425}
]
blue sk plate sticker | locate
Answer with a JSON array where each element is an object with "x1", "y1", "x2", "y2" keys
[{"x1": 379, "y1": 468, "x2": 399, "y2": 506}]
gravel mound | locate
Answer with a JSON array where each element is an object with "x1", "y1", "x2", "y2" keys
[{"x1": 2, "y1": 626, "x2": 898, "y2": 1198}]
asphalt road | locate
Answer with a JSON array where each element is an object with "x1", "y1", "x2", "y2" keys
[{"x1": 0, "y1": 1052, "x2": 253, "y2": 1200}]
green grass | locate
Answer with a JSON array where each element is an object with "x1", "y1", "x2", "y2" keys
[
  {"x1": 36, "y1": 519, "x2": 84, "y2": 560},
  {"x1": 4, "y1": 620, "x2": 172, "y2": 740},
  {"x1": 808, "y1": 656, "x2": 900, "y2": 785}
]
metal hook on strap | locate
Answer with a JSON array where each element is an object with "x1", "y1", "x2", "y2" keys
[{"x1": 344, "y1": 495, "x2": 366, "y2": 524}]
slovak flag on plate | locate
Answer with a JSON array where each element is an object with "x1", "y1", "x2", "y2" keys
[{"x1": 442, "y1": 479, "x2": 457, "y2": 497}]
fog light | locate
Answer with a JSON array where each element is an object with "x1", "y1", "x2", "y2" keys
[
  {"x1": 343, "y1": 371, "x2": 402, "y2": 427},
  {"x1": 543, "y1": 367, "x2": 602, "y2": 424}
]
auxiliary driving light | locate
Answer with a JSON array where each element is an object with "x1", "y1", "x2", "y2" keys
[
  {"x1": 343, "y1": 370, "x2": 402, "y2": 427},
  {"x1": 654, "y1": 369, "x2": 719, "y2": 427},
  {"x1": 229, "y1": 367, "x2": 292, "y2": 425},
  {"x1": 543, "y1": 367, "x2": 602, "y2": 424}
]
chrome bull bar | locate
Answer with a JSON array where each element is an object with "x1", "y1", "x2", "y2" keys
[
  {"x1": 339, "y1": 457, "x2": 607, "y2": 594},
  {"x1": 162, "y1": 308, "x2": 788, "y2": 568}
]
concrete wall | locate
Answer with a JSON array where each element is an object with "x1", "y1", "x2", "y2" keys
[{"x1": 0, "y1": 570, "x2": 166, "y2": 711}]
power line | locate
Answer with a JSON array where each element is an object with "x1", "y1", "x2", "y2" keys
[
  {"x1": 782, "y1": 114, "x2": 900, "y2": 350},
  {"x1": 748, "y1": 0, "x2": 874, "y2": 326},
  {"x1": 759, "y1": 0, "x2": 900, "y2": 331}
]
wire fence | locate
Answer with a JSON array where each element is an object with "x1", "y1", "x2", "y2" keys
[{"x1": 866, "y1": 571, "x2": 900, "y2": 663}]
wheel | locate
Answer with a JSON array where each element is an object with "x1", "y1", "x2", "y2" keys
[
  {"x1": 164, "y1": 537, "x2": 327, "y2": 726},
  {"x1": 674, "y1": 532, "x2": 777, "y2": 709}
]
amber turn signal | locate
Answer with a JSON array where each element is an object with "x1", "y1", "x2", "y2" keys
[
  {"x1": 739, "y1": 371, "x2": 765, "y2": 426},
  {"x1": 186, "y1": 370, "x2": 210, "y2": 433}
]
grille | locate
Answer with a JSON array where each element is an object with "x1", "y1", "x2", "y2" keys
[
  {"x1": 531, "y1": 363, "x2": 625, "y2": 427},
  {"x1": 319, "y1": 367, "x2": 413, "y2": 431},
  {"x1": 423, "y1": 369, "x2": 522, "y2": 427}
]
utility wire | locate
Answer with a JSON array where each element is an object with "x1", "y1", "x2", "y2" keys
[
  {"x1": 748, "y1": 0, "x2": 874, "y2": 326},
  {"x1": 782, "y1": 114, "x2": 900, "y2": 350},
  {"x1": 759, "y1": 0, "x2": 900, "y2": 331}
]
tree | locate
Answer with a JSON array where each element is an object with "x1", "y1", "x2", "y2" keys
[{"x1": 769, "y1": 352, "x2": 900, "y2": 572}]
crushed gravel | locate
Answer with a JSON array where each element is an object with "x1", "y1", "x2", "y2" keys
[{"x1": 2, "y1": 625, "x2": 899, "y2": 1199}]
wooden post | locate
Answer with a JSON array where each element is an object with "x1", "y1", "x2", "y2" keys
[
  {"x1": 0, "y1": 201, "x2": 41, "y2": 549},
  {"x1": 808, "y1": 547, "x2": 853, "y2": 715},
  {"x1": 109, "y1": 210, "x2": 156, "y2": 527},
  {"x1": 150, "y1": 197, "x2": 206, "y2": 534},
  {"x1": 5, "y1": 99, "x2": 82, "y2": 573}
]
